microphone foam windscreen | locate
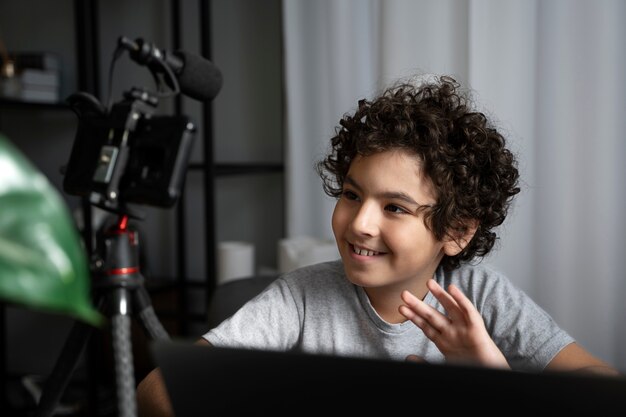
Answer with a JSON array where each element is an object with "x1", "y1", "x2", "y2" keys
[{"x1": 175, "y1": 51, "x2": 223, "y2": 102}]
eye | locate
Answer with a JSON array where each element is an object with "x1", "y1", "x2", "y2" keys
[
  {"x1": 385, "y1": 204, "x2": 408, "y2": 214},
  {"x1": 341, "y1": 190, "x2": 359, "y2": 201}
]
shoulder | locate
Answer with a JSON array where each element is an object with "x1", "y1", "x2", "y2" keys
[
  {"x1": 436, "y1": 262, "x2": 522, "y2": 307},
  {"x1": 277, "y1": 259, "x2": 350, "y2": 299},
  {"x1": 280, "y1": 259, "x2": 345, "y2": 281},
  {"x1": 279, "y1": 260, "x2": 344, "y2": 285},
  {"x1": 438, "y1": 261, "x2": 509, "y2": 288}
]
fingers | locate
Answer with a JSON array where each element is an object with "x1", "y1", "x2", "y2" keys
[
  {"x1": 400, "y1": 304, "x2": 442, "y2": 342},
  {"x1": 426, "y1": 279, "x2": 466, "y2": 324},
  {"x1": 400, "y1": 290, "x2": 449, "y2": 334},
  {"x1": 447, "y1": 283, "x2": 481, "y2": 323},
  {"x1": 400, "y1": 283, "x2": 501, "y2": 367}
]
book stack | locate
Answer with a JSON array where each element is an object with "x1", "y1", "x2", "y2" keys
[{"x1": 0, "y1": 52, "x2": 61, "y2": 103}]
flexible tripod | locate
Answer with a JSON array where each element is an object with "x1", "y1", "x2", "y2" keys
[
  {"x1": 33, "y1": 34, "x2": 218, "y2": 417},
  {"x1": 36, "y1": 212, "x2": 169, "y2": 417}
]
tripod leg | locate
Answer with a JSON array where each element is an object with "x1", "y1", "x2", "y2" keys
[
  {"x1": 110, "y1": 288, "x2": 137, "y2": 417},
  {"x1": 35, "y1": 319, "x2": 95, "y2": 417},
  {"x1": 134, "y1": 286, "x2": 170, "y2": 340}
]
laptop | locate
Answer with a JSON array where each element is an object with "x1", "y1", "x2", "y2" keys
[{"x1": 151, "y1": 340, "x2": 626, "y2": 415}]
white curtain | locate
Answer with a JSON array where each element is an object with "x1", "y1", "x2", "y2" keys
[{"x1": 282, "y1": 0, "x2": 626, "y2": 370}]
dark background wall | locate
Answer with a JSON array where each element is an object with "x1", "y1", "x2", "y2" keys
[{"x1": 0, "y1": 0, "x2": 283, "y2": 378}]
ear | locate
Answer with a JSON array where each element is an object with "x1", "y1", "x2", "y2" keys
[{"x1": 442, "y1": 220, "x2": 479, "y2": 257}]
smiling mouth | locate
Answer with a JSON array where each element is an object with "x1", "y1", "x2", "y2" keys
[{"x1": 350, "y1": 244, "x2": 384, "y2": 257}]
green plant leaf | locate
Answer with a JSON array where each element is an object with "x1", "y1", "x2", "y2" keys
[{"x1": 0, "y1": 133, "x2": 102, "y2": 326}]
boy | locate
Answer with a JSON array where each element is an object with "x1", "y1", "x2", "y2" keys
[{"x1": 137, "y1": 75, "x2": 617, "y2": 416}]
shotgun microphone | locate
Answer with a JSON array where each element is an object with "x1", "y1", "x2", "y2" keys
[{"x1": 119, "y1": 36, "x2": 223, "y2": 102}]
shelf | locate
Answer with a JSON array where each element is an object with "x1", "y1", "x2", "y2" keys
[
  {"x1": 145, "y1": 277, "x2": 206, "y2": 294},
  {"x1": 188, "y1": 162, "x2": 284, "y2": 176},
  {"x1": 0, "y1": 97, "x2": 68, "y2": 110}
]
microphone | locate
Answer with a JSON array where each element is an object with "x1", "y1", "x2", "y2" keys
[{"x1": 119, "y1": 36, "x2": 223, "y2": 102}]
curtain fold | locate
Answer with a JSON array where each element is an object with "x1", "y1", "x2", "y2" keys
[
  {"x1": 282, "y1": 0, "x2": 626, "y2": 369},
  {"x1": 282, "y1": 0, "x2": 380, "y2": 239}
]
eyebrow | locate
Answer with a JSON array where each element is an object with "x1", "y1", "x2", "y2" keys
[{"x1": 344, "y1": 175, "x2": 428, "y2": 207}]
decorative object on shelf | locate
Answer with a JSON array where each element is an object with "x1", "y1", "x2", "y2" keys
[
  {"x1": 278, "y1": 236, "x2": 339, "y2": 274},
  {"x1": 0, "y1": 41, "x2": 61, "y2": 103},
  {"x1": 217, "y1": 241, "x2": 255, "y2": 284},
  {"x1": 0, "y1": 34, "x2": 19, "y2": 99},
  {"x1": 18, "y1": 66, "x2": 60, "y2": 103},
  {"x1": 0, "y1": 133, "x2": 101, "y2": 325}
]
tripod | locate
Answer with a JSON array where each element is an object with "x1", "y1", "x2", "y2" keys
[
  {"x1": 36, "y1": 212, "x2": 170, "y2": 417},
  {"x1": 34, "y1": 33, "x2": 221, "y2": 417}
]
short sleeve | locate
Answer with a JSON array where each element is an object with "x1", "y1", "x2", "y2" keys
[
  {"x1": 203, "y1": 278, "x2": 301, "y2": 350},
  {"x1": 474, "y1": 271, "x2": 575, "y2": 371}
]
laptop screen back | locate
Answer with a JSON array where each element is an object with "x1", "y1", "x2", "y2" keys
[{"x1": 150, "y1": 340, "x2": 626, "y2": 415}]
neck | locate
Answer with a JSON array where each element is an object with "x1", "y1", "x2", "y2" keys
[{"x1": 364, "y1": 279, "x2": 430, "y2": 324}]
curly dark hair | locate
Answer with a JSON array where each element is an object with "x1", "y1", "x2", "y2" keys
[{"x1": 317, "y1": 75, "x2": 520, "y2": 271}]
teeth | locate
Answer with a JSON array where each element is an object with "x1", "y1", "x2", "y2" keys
[{"x1": 353, "y1": 245, "x2": 378, "y2": 256}]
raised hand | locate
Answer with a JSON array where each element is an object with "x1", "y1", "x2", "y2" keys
[{"x1": 399, "y1": 279, "x2": 509, "y2": 369}]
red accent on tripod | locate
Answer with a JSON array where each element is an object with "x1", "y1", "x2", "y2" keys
[
  {"x1": 117, "y1": 214, "x2": 129, "y2": 231},
  {"x1": 106, "y1": 267, "x2": 139, "y2": 275}
]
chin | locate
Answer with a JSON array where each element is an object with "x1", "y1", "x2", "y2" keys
[{"x1": 341, "y1": 263, "x2": 384, "y2": 288}]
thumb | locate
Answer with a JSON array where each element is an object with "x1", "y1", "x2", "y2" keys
[{"x1": 405, "y1": 354, "x2": 428, "y2": 363}]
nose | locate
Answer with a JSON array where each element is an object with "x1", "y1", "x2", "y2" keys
[{"x1": 349, "y1": 201, "x2": 380, "y2": 237}]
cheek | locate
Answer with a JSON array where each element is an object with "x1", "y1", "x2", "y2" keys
[
  {"x1": 331, "y1": 201, "x2": 346, "y2": 236},
  {"x1": 387, "y1": 221, "x2": 436, "y2": 253},
  {"x1": 382, "y1": 222, "x2": 408, "y2": 249}
]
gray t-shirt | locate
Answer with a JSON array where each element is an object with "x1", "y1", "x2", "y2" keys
[{"x1": 203, "y1": 260, "x2": 574, "y2": 371}]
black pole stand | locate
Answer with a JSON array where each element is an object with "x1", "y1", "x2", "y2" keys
[{"x1": 35, "y1": 214, "x2": 169, "y2": 417}]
